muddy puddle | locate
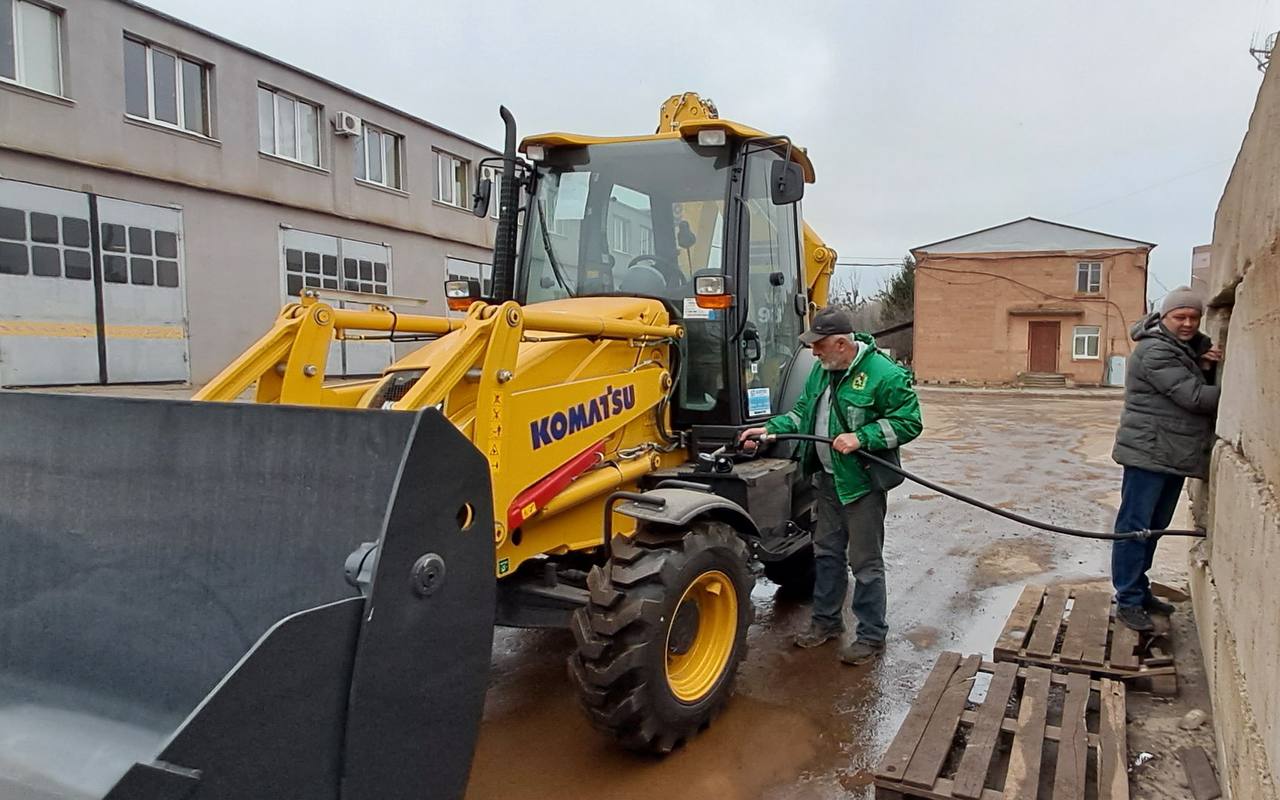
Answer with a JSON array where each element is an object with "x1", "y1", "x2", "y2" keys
[{"x1": 466, "y1": 392, "x2": 1128, "y2": 799}]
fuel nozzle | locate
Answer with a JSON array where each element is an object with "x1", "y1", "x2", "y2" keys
[
  {"x1": 694, "y1": 444, "x2": 735, "y2": 474},
  {"x1": 731, "y1": 431, "x2": 774, "y2": 455}
]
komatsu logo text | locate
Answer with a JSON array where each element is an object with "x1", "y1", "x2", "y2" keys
[{"x1": 531, "y1": 384, "x2": 637, "y2": 450}]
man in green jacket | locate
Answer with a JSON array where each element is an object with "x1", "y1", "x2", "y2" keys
[{"x1": 740, "y1": 306, "x2": 923, "y2": 665}]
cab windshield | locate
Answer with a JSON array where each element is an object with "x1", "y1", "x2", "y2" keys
[{"x1": 521, "y1": 138, "x2": 732, "y2": 308}]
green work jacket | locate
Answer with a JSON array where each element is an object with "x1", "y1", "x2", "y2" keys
[{"x1": 765, "y1": 334, "x2": 923, "y2": 504}]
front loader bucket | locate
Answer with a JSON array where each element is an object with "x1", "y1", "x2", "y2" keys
[{"x1": 0, "y1": 393, "x2": 495, "y2": 800}]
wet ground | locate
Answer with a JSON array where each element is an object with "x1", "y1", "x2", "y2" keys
[
  {"x1": 464, "y1": 389, "x2": 1157, "y2": 800},
  {"x1": 17, "y1": 382, "x2": 1209, "y2": 797}
]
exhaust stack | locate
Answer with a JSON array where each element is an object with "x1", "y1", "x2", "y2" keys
[{"x1": 491, "y1": 106, "x2": 520, "y2": 303}]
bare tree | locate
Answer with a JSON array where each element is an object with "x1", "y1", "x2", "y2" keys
[
  {"x1": 828, "y1": 269, "x2": 863, "y2": 309},
  {"x1": 874, "y1": 255, "x2": 915, "y2": 362}
]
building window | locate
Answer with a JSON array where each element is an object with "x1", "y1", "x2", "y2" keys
[
  {"x1": 610, "y1": 215, "x2": 631, "y2": 254},
  {"x1": 480, "y1": 165, "x2": 501, "y2": 219},
  {"x1": 1073, "y1": 325, "x2": 1100, "y2": 359},
  {"x1": 1076, "y1": 261, "x2": 1102, "y2": 294},
  {"x1": 123, "y1": 36, "x2": 211, "y2": 136},
  {"x1": 0, "y1": 204, "x2": 93, "y2": 279},
  {"x1": 355, "y1": 122, "x2": 402, "y2": 189},
  {"x1": 435, "y1": 151, "x2": 468, "y2": 208},
  {"x1": 257, "y1": 86, "x2": 320, "y2": 167},
  {"x1": 638, "y1": 225, "x2": 653, "y2": 254},
  {"x1": 1, "y1": 0, "x2": 62, "y2": 95},
  {"x1": 283, "y1": 242, "x2": 390, "y2": 297}
]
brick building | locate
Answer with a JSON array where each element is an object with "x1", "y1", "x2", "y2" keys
[
  {"x1": 1190, "y1": 243, "x2": 1212, "y2": 296},
  {"x1": 911, "y1": 217, "x2": 1153, "y2": 387}
]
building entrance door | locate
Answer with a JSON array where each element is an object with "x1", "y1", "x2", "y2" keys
[{"x1": 1028, "y1": 321, "x2": 1061, "y2": 373}]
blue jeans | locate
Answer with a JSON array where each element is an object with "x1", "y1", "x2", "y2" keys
[
  {"x1": 1111, "y1": 466, "x2": 1185, "y2": 608},
  {"x1": 811, "y1": 472, "x2": 888, "y2": 643}
]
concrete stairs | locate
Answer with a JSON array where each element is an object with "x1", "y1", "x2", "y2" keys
[{"x1": 1020, "y1": 372, "x2": 1068, "y2": 388}]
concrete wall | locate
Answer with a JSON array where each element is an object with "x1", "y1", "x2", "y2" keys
[
  {"x1": 912, "y1": 249, "x2": 1148, "y2": 385},
  {"x1": 1189, "y1": 58, "x2": 1280, "y2": 800}
]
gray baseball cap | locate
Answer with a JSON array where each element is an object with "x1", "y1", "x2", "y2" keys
[{"x1": 799, "y1": 306, "x2": 854, "y2": 345}]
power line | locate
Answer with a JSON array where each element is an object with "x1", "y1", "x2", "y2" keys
[{"x1": 1058, "y1": 159, "x2": 1232, "y2": 218}]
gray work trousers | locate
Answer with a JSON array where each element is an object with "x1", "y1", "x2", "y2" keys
[{"x1": 810, "y1": 471, "x2": 889, "y2": 643}]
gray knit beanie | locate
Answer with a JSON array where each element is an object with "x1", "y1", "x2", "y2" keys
[{"x1": 1161, "y1": 286, "x2": 1204, "y2": 316}]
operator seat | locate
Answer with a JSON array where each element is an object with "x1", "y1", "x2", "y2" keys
[{"x1": 618, "y1": 262, "x2": 669, "y2": 295}]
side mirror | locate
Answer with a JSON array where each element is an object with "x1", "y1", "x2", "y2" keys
[
  {"x1": 769, "y1": 160, "x2": 804, "y2": 205},
  {"x1": 471, "y1": 178, "x2": 493, "y2": 218},
  {"x1": 742, "y1": 326, "x2": 762, "y2": 362}
]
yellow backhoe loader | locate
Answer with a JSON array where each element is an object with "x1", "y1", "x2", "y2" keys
[{"x1": 0, "y1": 94, "x2": 837, "y2": 799}]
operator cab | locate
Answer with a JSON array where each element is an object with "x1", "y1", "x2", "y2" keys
[{"x1": 509, "y1": 130, "x2": 811, "y2": 436}]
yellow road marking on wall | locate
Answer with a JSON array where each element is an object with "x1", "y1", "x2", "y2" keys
[{"x1": 0, "y1": 320, "x2": 185, "y2": 340}]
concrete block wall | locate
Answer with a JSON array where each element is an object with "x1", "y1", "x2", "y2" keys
[{"x1": 1189, "y1": 57, "x2": 1280, "y2": 800}]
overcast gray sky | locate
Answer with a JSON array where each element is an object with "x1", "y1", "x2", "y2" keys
[{"x1": 148, "y1": 0, "x2": 1275, "y2": 303}]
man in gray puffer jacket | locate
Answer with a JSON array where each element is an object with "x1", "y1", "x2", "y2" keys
[{"x1": 1111, "y1": 286, "x2": 1222, "y2": 631}]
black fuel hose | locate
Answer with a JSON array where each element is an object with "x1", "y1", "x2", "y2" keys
[{"x1": 749, "y1": 433, "x2": 1206, "y2": 541}]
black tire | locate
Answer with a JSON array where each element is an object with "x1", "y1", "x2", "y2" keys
[
  {"x1": 762, "y1": 544, "x2": 815, "y2": 600},
  {"x1": 568, "y1": 521, "x2": 753, "y2": 754}
]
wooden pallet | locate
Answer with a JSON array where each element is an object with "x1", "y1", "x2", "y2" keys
[
  {"x1": 875, "y1": 653, "x2": 1128, "y2": 800},
  {"x1": 993, "y1": 585, "x2": 1178, "y2": 695}
]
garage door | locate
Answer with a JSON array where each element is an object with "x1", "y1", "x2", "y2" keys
[
  {"x1": 98, "y1": 197, "x2": 189, "y2": 383},
  {"x1": 280, "y1": 227, "x2": 392, "y2": 377},
  {"x1": 0, "y1": 181, "x2": 99, "y2": 386},
  {"x1": 0, "y1": 178, "x2": 190, "y2": 387}
]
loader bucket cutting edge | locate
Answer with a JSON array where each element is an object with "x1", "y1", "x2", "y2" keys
[{"x1": 0, "y1": 392, "x2": 495, "y2": 800}]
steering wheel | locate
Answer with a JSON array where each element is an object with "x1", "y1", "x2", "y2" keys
[{"x1": 625, "y1": 254, "x2": 687, "y2": 291}]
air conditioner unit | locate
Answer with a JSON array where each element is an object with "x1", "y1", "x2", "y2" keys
[{"x1": 333, "y1": 111, "x2": 362, "y2": 137}]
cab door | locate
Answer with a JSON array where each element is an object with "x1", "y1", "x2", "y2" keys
[{"x1": 734, "y1": 148, "x2": 805, "y2": 425}]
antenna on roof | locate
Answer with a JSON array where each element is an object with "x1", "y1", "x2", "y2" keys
[{"x1": 1250, "y1": 30, "x2": 1276, "y2": 72}]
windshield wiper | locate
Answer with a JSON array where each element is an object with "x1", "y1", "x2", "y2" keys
[{"x1": 535, "y1": 197, "x2": 575, "y2": 297}]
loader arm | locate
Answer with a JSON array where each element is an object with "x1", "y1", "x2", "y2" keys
[
  {"x1": 196, "y1": 292, "x2": 684, "y2": 577},
  {"x1": 193, "y1": 299, "x2": 460, "y2": 406},
  {"x1": 803, "y1": 221, "x2": 837, "y2": 309}
]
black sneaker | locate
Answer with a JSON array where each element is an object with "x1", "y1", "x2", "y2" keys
[
  {"x1": 839, "y1": 639, "x2": 886, "y2": 665},
  {"x1": 1117, "y1": 605, "x2": 1155, "y2": 632},
  {"x1": 1143, "y1": 595, "x2": 1176, "y2": 616},
  {"x1": 793, "y1": 622, "x2": 843, "y2": 648}
]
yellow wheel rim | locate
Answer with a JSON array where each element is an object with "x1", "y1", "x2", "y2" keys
[{"x1": 665, "y1": 570, "x2": 738, "y2": 703}]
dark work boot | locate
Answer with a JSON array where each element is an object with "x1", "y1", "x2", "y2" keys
[
  {"x1": 1143, "y1": 595, "x2": 1176, "y2": 616},
  {"x1": 839, "y1": 639, "x2": 886, "y2": 666},
  {"x1": 1117, "y1": 605, "x2": 1155, "y2": 632},
  {"x1": 793, "y1": 621, "x2": 843, "y2": 648}
]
